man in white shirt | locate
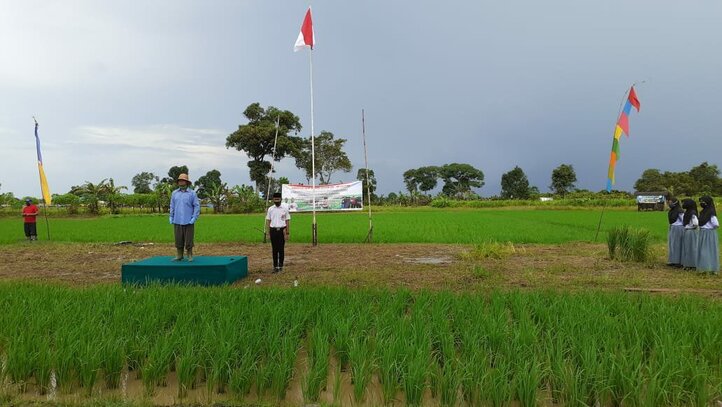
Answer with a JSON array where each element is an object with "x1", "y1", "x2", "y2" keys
[{"x1": 265, "y1": 192, "x2": 291, "y2": 273}]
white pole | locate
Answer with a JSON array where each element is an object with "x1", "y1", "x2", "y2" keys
[
  {"x1": 309, "y1": 48, "x2": 318, "y2": 245},
  {"x1": 263, "y1": 116, "x2": 280, "y2": 243},
  {"x1": 362, "y1": 109, "x2": 373, "y2": 242}
]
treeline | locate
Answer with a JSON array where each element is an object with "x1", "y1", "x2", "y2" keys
[{"x1": 634, "y1": 162, "x2": 722, "y2": 196}]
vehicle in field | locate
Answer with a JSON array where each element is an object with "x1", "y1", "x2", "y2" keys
[{"x1": 634, "y1": 192, "x2": 667, "y2": 211}]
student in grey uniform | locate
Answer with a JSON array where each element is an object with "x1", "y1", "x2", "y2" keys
[
  {"x1": 666, "y1": 198, "x2": 684, "y2": 267},
  {"x1": 696, "y1": 196, "x2": 719, "y2": 274},
  {"x1": 680, "y1": 199, "x2": 699, "y2": 270}
]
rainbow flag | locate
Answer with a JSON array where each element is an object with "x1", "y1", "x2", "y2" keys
[
  {"x1": 34, "y1": 119, "x2": 52, "y2": 205},
  {"x1": 606, "y1": 86, "x2": 641, "y2": 192}
]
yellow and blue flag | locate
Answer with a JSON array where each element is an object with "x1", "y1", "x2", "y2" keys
[{"x1": 34, "y1": 119, "x2": 52, "y2": 205}]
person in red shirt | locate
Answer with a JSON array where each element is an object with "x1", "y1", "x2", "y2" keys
[{"x1": 22, "y1": 199, "x2": 39, "y2": 241}]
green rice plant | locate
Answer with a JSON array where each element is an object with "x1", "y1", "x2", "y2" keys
[
  {"x1": 303, "y1": 327, "x2": 330, "y2": 402},
  {"x1": 141, "y1": 335, "x2": 174, "y2": 396},
  {"x1": 607, "y1": 225, "x2": 652, "y2": 262},
  {"x1": 377, "y1": 332, "x2": 403, "y2": 405},
  {"x1": 515, "y1": 359, "x2": 540, "y2": 407},
  {"x1": 175, "y1": 342, "x2": 199, "y2": 398},
  {"x1": 101, "y1": 339, "x2": 126, "y2": 390},
  {"x1": 5, "y1": 333, "x2": 36, "y2": 392},
  {"x1": 403, "y1": 347, "x2": 429, "y2": 407},
  {"x1": 270, "y1": 329, "x2": 301, "y2": 401},
  {"x1": 34, "y1": 340, "x2": 53, "y2": 395},
  {"x1": 349, "y1": 335, "x2": 374, "y2": 403},
  {"x1": 77, "y1": 342, "x2": 102, "y2": 396},
  {"x1": 486, "y1": 359, "x2": 513, "y2": 407}
]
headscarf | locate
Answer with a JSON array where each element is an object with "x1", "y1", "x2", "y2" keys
[
  {"x1": 667, "y1": 198, "x2": 683, "y2": 224},
  {"x1": 682, "y1": 199, "x2": 698, "y2": 227},
  {"x1": 698, "y1": 196, "x2": 717, "y2": 227}
]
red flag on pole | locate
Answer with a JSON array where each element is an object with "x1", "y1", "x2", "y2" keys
[
  {"x1": 294, "y1": 7, "x2": 315, "y2": 52},
  {"x1": 628, "y1": 86, "x2": 641, "y2": 112}
]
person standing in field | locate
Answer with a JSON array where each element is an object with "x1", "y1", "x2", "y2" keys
[
  {"x1": 22, "y1": 198, "x2": 39, "y2": 241},
  {"x1": 680, "y1": 199, "x2": 699, "y2": 270},
  {"x1": 169, "y1": 173, "x2": 200, "y2": 262},
  {"x1": 265, "y1": 192, "x2": 290, "y2": 273},
  {"x1": 666, "y1": 197, "x2": 684, "y2": 267},
  {"x1": 696, "y1": 196, "x2": 719, "y2": 274}
]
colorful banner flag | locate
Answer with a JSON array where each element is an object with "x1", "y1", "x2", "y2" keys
[
  {"x1": 294, "y1": 7, "x2": 315, "y2": 52},
  {"x1": 606, "y1": 86, "x2": 641, "y2": 192},
  {"x1": 34, "y1": 120, "x2": 52, "y2": 205}
]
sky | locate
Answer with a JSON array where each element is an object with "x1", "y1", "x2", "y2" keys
[{"x1": 1, "y1": 1, "x2": 721, "y2": 198}]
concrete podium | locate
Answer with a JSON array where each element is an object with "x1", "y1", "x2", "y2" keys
[{"x1": 121, "y1": 256, "x2": 248, "y2": 286}]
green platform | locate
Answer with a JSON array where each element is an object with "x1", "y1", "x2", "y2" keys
[{"x1": 121, "y1": 256, "x2": 248, "y2": 286}]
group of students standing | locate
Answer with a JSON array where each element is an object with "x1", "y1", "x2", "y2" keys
[{"x1": 668, "y1": 196, "x2": 719, "y2": 273}]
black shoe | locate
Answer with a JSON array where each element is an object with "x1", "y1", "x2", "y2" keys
[
  {"x1": 272, "y1": 267, "x2": 279, "y2": 273},
  {"x1": 278, "y1": 267, "x2": 283, "y2": 273}
]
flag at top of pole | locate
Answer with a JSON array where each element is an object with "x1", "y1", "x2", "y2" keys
[
  {"x1": 33, "y1": 119, "x2": 52, "y2": 206},
  {"x1": 294, "y1": 7, "x2": 315, "y2": 52}
]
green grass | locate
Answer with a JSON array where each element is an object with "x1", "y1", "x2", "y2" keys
[
  {"x1": 0, "y1": 208, "x2": 672, "y2": 245},
  {"x1": 1, "y1": 283, "x2": 722, "y2": 405}
]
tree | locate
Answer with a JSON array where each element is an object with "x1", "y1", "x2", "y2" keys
[
  {"x1": 402, "y1": 169, "x2": 419, "y2": 195},
  {"x1": 293, "y1": 131, "x2": 352, "y2": 184},
  {"x1": 164, "y1": 165, "x2": 189, "y2": 184},
  {"x1": 500, "y1": 166, "x2": 531, "y2": 199},
  {"x1": 689, "y1": 162, "x2": 720, "y2": 194},
  {"x1": 550, "y1": 164, "x2": 577, "y2": 196},
  {"x1": 439, "y1": 163, "x2": 484, "y2": 198},
  {"x1": 633, "y1": 169, "x2": 666, "y2": 192},
  {"x1": 76, "y1": 179, "x2": 109, "y2": 215},
  {"x1": 131, "y1": 172, "x2": 157, "y2": 194},
  {"x1": 402, "y1": 166, "x2": 439, "y2": 196},
  {"x1": 357, "y1": 169, "x2": 377, "y2": 203},
  {"x1": 226, "y1": 103, "x2": 303, "y2": 191},
  {"x1": 416, "y1": 166, "x2": 441, "y2": 193},
  {"x1": 194, "y1": 170, "x2": 223, "y2": 199},
  {"x1": 206, "y1": 183, "x2": 229, "y2": 213},
  {"x1": 105, "y1": 178, "x2": 128, "y2": 214}
]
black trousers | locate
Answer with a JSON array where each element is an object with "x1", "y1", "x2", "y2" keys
[
  {"x1": 24, "y1": 223, "x2": 37, "y2": 238},
  {"x1": 173, "y1": 224, "x2": 195, "y2": 250},
  {"x1": 269, "y1": 227, "x2": 286, "y2": 268}
]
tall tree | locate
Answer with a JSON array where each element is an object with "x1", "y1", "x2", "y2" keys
[
  {"x1": 416, "y1": 166, "x2": 441, "y2": 193},
  {"x1": 633, "y1": 169, "x2": 666, "y2": 192},
  {"x1": 105, "y1": 178, "x2": 128, "y2": 214},
  {"x1": 500, "y1": 166, "x2": 531, "y2": 199},
  {"x1": 131, "y1": 172, "x2": 157, "y2": 194},
  {"x1": 550, "y1": 164, "x2": 577, "y2": 196},
  {"x1": 226, "y1": 103, "x2": 302, "y2": 191},
  {"x1": 357, "y1": 168, "x2": 377, "y2": 202},
  {"x1": 402, "y1": 169, "x2": 419, "y2": 195},
  {"x1": 293, "y1": 131, "x2": 352, "y2": 184},
  {"x1": 75, "y1": 179, "x2": 109, "y2": 215},
  {"x1": 165, "y1": 165, "x2": 189, "y2": 183},
  {"x1": 689, "y1": 162, "x2": 720, "y2": 194},
  {"x1": 194, "y1": 169, "x2": 223, "y2": 199},
  {"x1": 439, "y1": 163, "x2": 484, "y2": 198}
]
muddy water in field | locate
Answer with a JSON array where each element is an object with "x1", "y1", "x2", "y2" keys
[{"x1": 1, "y1": 351, "x2": 500, "y2": 406}]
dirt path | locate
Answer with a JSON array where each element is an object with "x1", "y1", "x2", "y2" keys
[{"x1": 1, "y1": 242, "x2": 720, "y2": 293}]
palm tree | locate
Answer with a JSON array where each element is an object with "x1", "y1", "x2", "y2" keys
[
  {"x1": 77, "y1": 179, "x2": 109, "y2": 215},
  {"x1": 104, "y1": 178, "x2": 128, "y2": 214},
  {"x1": 207, "y1": 183, "x2": 229, "y2": 214}
]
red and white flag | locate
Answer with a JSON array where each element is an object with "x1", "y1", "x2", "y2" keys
[{"x1": 293, "y1": 7, "x2": 315, "y2": 52}]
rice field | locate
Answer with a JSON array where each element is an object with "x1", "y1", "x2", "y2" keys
[
  {"x1": 0, "y1": 208, "x2": 670, "y2": 245},
  {"x1": 1, "y1": 283, "x2": 721, "y2": 406}
]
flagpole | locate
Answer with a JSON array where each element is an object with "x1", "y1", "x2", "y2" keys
[
  {"x1": 309, "y1": 47, "x2": 318, "y2": 246},
  {"x1": 33, "y1": 117, "x2": 51, "y2": 241},
  {"x1": 362, "y1": 109, "x2": 373, "y2": 243},
  {"x1": 595, "y1": 82, "x2": 643, "y2": 241},
  {"x1": 264, "y1": 116, "x2": 281, "y2": 243}
]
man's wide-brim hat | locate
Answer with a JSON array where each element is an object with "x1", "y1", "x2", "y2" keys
[{"x1": 177, "y1": 173, "x2": 191, "y2": 183}]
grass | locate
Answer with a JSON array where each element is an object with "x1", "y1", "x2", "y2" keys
[
  {"x1": 0, "y1": 208, "x2": 673, "y2": 245},
  {"x1": 607, "y1": 225, "x2": 653, "y2": 262},
  {"x1": 2, "y1": 283, "x2": 722, "y2": 405}
]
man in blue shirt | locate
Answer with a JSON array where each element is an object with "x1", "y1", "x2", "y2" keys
[{"x1": 169, "y1": 173, "x2": 200, "y2": 261}]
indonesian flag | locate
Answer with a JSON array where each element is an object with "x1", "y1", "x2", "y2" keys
[{"x1": 294, "y1": 7, "x2": 314, "y2": 52}]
